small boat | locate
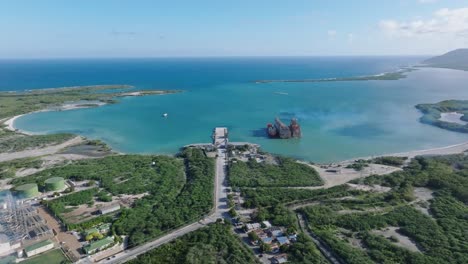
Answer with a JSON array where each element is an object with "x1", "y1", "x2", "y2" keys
[
  {"x1": 274, "y1": 92, "x2": 289, "y2": 95},
  {"x1": 162, "y1": 113, "x2": 168, "y2": 117}
]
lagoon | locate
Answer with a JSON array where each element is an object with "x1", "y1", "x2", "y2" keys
[{"x1": 8, "y1": 57, "x2": 468, "y2": 162}]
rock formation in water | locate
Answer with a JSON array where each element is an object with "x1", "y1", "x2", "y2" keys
[{"x1": 267, "y1": 117, "x2": 301, "y2": 139}]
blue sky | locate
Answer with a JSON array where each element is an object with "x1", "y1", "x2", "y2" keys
[{"x1": 1, "y1": 0, "x2": 467, "y2": 57}]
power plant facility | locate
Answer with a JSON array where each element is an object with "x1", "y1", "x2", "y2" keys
[
  {"x1": 267, "y1": 117, "x2": 302, "y2": 139},
  {"x1": 44, "y1": 177, "x2": 65, "y2": 192},
  {"x1": 0, "y1": 191, "x2": 54, "y2": 259}
]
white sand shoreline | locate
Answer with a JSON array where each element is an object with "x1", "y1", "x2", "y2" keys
[
  {"x1": 341, "y1": 141, "x2": 468, "y2": 164},
  {"x1": 2, "y1": 102, "x2": 107, "y2": 135},
  {"x1": 3, "y1": 114, "x2": 32, "y2": 135}
]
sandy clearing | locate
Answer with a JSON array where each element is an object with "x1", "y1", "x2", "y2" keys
[
  {"x1": 439, "y1": 112, "x2": 468, "y2": 125},
  {"x1": 0, "y1": 136, "x2": 85, "y2": 162},
  {"x1": 372, "y1": 226, "x2": 420, "y2": 252},
  {"x1": 294, "y1": 162, "x2": 401, "y2": 190},
  {"x1": 411, "y1": 187, "x2": 434, "y2": 217},
  {"x1": 346, "y1": 183, "x2": 391, "y2": 193}
]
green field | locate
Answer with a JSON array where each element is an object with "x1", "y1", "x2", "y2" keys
[
  {"x1": 229, "y1": 157, "x2": 323, "y2": 187},
  {"x1": 21, "y1": 249, "x2": 70, "y2": 264}
]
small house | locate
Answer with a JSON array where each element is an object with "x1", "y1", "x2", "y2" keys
[
  {"x1": 272, "y1": 253, "x2": 288, "y2": 264},
  {"x1": 276, "y1": 236, "x2": 290, "y2": 246},
  {"x1": 261, "y1": 237, "x2": 273, "y2": 244},
  {"x1": 268, "y1": 227, "x2": 283, "y2": 237},
  {"x1": 262, "y1": 221, "x2": 272, "y2": 228},
  {"x1": 24, "y1": 239, "x2": 54, "y2": 258},
  {"x1": 83, "y1": 236, "x2": 114, "y2": 255},
  {"x1": 245, "y1": 223, "x2": 261, "y2": 231},
  {"x1": 98, "y1": 204, "x2": 120, "y2": 215}
]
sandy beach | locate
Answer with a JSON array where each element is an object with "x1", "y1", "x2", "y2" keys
[
  {"x1": 340, "y1": 141, "x2": 468, "y2": 164},
  {"x1": 2, "y1": 102, "x2": 107, "y2": 135},
  {"x1": 3, "y1": 114, "x2": 31, "y2": 135}
]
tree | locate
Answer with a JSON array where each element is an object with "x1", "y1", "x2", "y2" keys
[
  {"x1": 248, "y1": 231, "x2": 260, "y2": 242},
  {"x1": 260, "y1": 242, "x2": 272, "y2": 253}
]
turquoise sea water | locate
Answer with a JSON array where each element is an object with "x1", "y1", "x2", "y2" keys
[{"x1": 5, "y1": 57, "x2": 468, "y2": 162}]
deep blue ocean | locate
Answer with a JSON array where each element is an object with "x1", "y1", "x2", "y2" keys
[{"x1": 3, "y1": 57, "x2": 468, "y2": 162}]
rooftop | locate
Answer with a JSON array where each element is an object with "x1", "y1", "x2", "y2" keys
[
  {"x1": 84, "y1": 237, "x2": 114, "y2": 252},
  {"x1": 99, "y1": 204, "x2": 120, "y2": 211},
  {"x1": 44, "y1": 177, "x2": 64, "y2": 183},
  {"x1": 276, "y1": 236, "x2": 290, "y2": 245},
  {"x1": 24, "y1": 239, "x2": 53, "y2": 253}
]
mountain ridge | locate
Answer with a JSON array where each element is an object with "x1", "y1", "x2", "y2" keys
[{"x1": 423, "y1": 49, "x2": 468, "y2": 71}]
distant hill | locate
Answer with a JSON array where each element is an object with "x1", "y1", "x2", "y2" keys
[{"x1": 423, "y1": 49, "x2": 468, "y2": 71}]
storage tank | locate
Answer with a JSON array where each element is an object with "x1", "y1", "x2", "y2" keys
[
  {"x1": 44, "y1": 177, "x2": 65, "y2": 191},
  {"x1": 15, "y1": 183, "x2": 39, "y2": 199}
]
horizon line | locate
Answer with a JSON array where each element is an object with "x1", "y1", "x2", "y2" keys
[{"x1": 0, "y1": 54, "x2": 431, "y2": 60}]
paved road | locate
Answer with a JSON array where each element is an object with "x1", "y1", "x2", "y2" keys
[{"x1": 92, "y1": 130, "x2": 229, "y2": 264}]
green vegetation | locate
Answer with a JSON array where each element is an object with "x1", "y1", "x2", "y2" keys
[
  {"x1": 345, "y1": 159, "x2": 369, "y2": 171},
  {"x1": 127, "y1": 223, "x2": 260, "y2": 264},
  {"x1": 241, "y1": 185, "x2": 356, "y2": 208},
  {"x1": 253, "y1": 205, "x2": 298, "y2": 230},
  {"x1": 21, "y1": 249, "x2": 70, "y2": 264},
  {"x1": 255, "y1": 68, "x2": 416, "y2": 83},
  {"x1": 12, "y1": 148, "x2": 214, "y2": 247},
  {"x1": 371, "y1": 156, "x2": 407, "y2": 166},
  {"x1": 422, "y1": 49, "x2": 468, "y2": 71},
  {"x1": 299, "y1": 155, "x2": 468, "y2": 264},
  {"x1": 0, "y1": 85, "x2": 181, "y2": 119},
  {"x1": 229, "y1": 157, "x2": 323, "y2": 187},
  {"x1": 114, "y1": 148, "x2": 215, "y2": 246},
  {"x1": 416, "y1": 100, "x2": 468, "y2": 133},
  {"x1": 13, "y1": 148, "x2": 215, "y2": 246},
  {"x1": 287, "y1": 234, "x2": 328, "y2": 264},
  {"x1": 0, "y1": 133, "x2": 75, "y2": 152},
  {"x1": 13, "y1": 154, "x2": 184, "y2": 195},
  {"x1": 46, "y1": 188, "x2": 98, "y2": 215},
  {"x1": 0, "y1": 157, "x2": 42, "y2": 179}
]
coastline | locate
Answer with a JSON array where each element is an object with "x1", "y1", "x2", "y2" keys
[
  {"x1": 3, "y1": 114, "x2": 31, "y2": 135},
  {"x1": 2, "y1": 102, "x2": 108, "y2": 135},
  {"x1": 341, "y1": 141, "x2": 468, "y2": 164},
  {"x1": 3, "y1": 96, "x2": 468, "y2": 164},
  {"x1": 5, "y1": 106, "x2": 468, "y2": 164}
]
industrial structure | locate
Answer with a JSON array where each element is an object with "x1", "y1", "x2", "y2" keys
[
  {"x1": 83, "y1": 236, "x2": 114, "y2": 255},
  {"x1": 14, "y1": 184, "x2": 39, "y2": 199},
  {"x1": 0, "y1": 191, "x2": 54, "y2": 259},
  {"x1": 24, "y1": 239, "x2": 54, "y2": 257},
  {"x1": 267, "y1": 117, "x2": 302, "y2": 139},
  {"x1": 44, "y1": 177, "x2": 66, "y2": 192},
  {"x1": 98, "y1": 204, "x2": 120, "y2": 215}
]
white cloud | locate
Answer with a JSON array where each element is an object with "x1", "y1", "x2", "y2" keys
[
  {"x1": 379, "y1": 7, "x2": 468, "y2": 38},
  {"x1": 347, "y1": 33, "x2": 355, "y2": 43},
  {"x1": 327, "y1": 30, "x2": 337, "y2": 37}
]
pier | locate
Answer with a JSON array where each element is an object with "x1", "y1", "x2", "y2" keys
[{"x1": 212, "y1": 127, "x2": 228, "y2": 148}]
